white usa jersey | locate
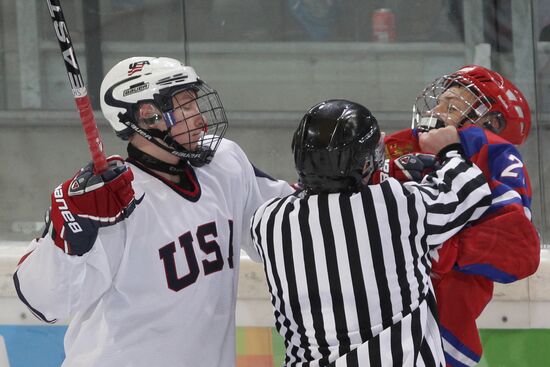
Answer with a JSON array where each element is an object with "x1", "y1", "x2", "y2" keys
[{"x1": 14, "y1": 138, "x2": 293, "y2": 367}]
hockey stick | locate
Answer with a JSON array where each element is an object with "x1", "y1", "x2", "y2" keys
[{"x1": 46, "y1": 0, "x2": 108, "y2": 173}]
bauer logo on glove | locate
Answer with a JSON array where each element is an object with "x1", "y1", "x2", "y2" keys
[{"x1": 47, "y1": 155, "x2": 139, "y2": 256}]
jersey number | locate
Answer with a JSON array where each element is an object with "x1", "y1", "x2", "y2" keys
[
  {"x1": 158, "y1": 220, "x2": 234, "y2": 292},
  {"x1": 501, "y1": 154, "x2": 523, "y2": 178}
]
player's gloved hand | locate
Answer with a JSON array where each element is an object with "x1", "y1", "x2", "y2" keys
[
  {"x1": 371, "y1": 153, "x2": 441, "y2": 184},
  {"x1": 47, "y1": 155, "x2": 137, "y2": 256}
]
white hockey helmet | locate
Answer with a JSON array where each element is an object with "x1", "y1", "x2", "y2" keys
[{"x1": 100, "y1": 56, "x2": 228, "y2": 166}]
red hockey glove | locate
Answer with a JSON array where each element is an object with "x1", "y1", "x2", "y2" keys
[
  {"x1": 371, "y1": 153, "x2": 440, "y2": 184},
  {"x1": 47, "y1": 156, "x2": 137, "y2": 256}
]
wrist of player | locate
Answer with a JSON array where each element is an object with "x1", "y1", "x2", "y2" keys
[{"x1": 46, "y1": 204, "x2": 99, "y2": 256}]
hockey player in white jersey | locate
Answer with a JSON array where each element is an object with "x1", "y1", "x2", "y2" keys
[{"x1": 13, "y1": 57, "x2": 293, "y2": 367}]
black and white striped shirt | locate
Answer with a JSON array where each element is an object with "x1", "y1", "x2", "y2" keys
[{"x1": 250, "y1": 150, "x2": 492, "y2": 367}]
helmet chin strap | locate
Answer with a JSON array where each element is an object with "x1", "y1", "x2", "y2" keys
[
  {"x1": 127, "y1": 143, "x2": 189, "y2": 174},
  {"x1": 117, "y1": 109, "x2": 216, "y2": 167},
  {"x1": 141, "y1": 127, "x2": 192, "y2": 157},
  {"x1": 121, "y1": 117, "x2": 207, "y2": 164}
]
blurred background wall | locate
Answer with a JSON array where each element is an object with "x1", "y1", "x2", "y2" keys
[
  {"x1": 0, "y1": 0, "x2": 548, "y2": 245},
  {"x1": 1, "y1": 1, "x2": 550, "y2": 366}
]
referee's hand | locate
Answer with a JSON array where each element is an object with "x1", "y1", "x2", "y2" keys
[{"x1": 418, "y1": 126, "x2": 460, "y2": 154}]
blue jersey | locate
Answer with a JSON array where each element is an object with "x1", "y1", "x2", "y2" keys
[{"x1": 458, "y1": 126, "x2": 531, "y2": 217}]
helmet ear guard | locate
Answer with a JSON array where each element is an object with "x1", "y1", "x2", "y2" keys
[
  {"x1": 479, "y1": 111, "x2": 505, "y2": 135},
  {"x1": 361, "y1": 132, "x2": 386, "y2": 184}
]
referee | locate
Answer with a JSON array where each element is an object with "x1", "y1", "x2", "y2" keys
[{"x1": 250, "y1": 100, "x2": 492, "y2": 367}]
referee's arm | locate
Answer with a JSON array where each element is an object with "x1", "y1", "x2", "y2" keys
[
  {"x1": 405, "y1": 140, "x2": 493, "y2": 248},
  {"x1": 250, "y1": 197, "x2": 280, "y2": 261}
]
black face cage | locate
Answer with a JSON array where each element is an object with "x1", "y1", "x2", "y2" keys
[
  {"x1": 168, "y1": 83, "x2": 228, "y2": 164},
  {"x1": 411, "y1": 76, "x2": 492, "y2": 132},
  {"x1": 132, "y1": 82, "x2": 228, "y2": 166}
]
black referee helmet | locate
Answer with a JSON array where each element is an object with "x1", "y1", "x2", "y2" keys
[{"x1": 292, "y1": 99, "x2": 382, "y2": 194}]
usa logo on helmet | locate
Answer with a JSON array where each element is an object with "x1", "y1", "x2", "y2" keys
[{"x1": 128, "y1": 61, "x2": 150, "y2": 76}]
